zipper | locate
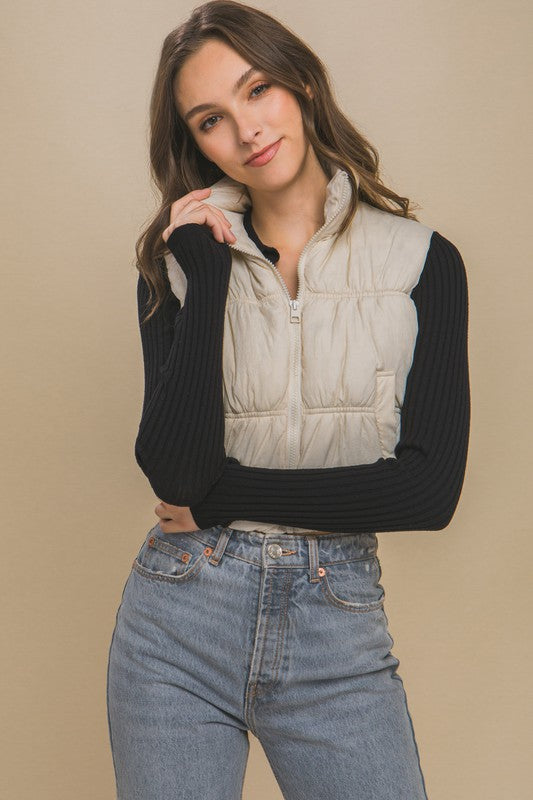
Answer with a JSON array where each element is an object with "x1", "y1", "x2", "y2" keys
[
  {"x1": 227, "y1": 174, "x2": 351, "y2": 465},
  {"x1": 229, "y1": 242, "x2": 301, "y2": 321},
  {"x1": 227, "y1": 174, "x2": 350, "y2": 321}
]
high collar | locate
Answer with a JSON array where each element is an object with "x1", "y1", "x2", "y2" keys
[
  {"x1": 242, "y1": 207, "x2": 280, "y2": 264},
  {"x1": 204, "y1": 165, "x2": 355, "y2": 262}
]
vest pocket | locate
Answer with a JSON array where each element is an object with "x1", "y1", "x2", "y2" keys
[{"x1": 374, "y1": 370, "x2": 399, "y2": 459}]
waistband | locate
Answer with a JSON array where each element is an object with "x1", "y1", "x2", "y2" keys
[{"x1": 170, "y1": 523, "x2": 378, "y2": 573}]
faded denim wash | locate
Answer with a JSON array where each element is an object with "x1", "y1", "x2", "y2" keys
[{"x1": 106, "y1": 522, "x2": 428, "y2": 799}]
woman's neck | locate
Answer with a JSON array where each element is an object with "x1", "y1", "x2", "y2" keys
[{"x1": 246, "y1": 154, "x2": 331, "y2": 251}]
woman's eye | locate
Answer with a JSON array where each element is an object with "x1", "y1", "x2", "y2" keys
[
  {"x1": 199, "y1": 114, "x2": 220, "y2": 132},
  {"x1": 250, "y1": 82, "x2": 271, "y2": 98},
  {"x1": 199, "y1": 83, "x2": 272, "y2": 133}
]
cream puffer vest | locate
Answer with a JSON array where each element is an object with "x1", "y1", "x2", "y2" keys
[{"x1": 165, "y1": 166, "x2": 434, "y2": 536}]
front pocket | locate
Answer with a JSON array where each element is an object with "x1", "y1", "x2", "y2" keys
[
  {"x1": 132, "y1": 526, "x2": 213, "y2": 584},
  {"x1": 374, "y1": 370, "x2": 400, "y2": 459},
  {"x1": 319, "y1": 555, "x2": 385, "y2": 613}
]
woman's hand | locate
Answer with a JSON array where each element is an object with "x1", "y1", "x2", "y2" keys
[
  {"x1": 154, "y1": 501, "x2": 202, "y2": 534},
  {"x1": 162, "y1": 187, "x2": 237, "y2": 245}
]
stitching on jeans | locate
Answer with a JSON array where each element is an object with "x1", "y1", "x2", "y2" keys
[
  {"x1": 254, "y1": 572, "x2": 274, "y2": 687},
  {"x1": 132, "y1": 553, "x2": 207, "y2": 584},
  {"x1": 186, "y1": 532, "x2": 377, "y2": 569},
  {"x1": 271, "y1": 570, "x2": 292, "y2": 685},
  {"x1": 320, "y1": 571, "x2": 385, "y2": 613},
  {"x1": 149, "y1": 537, "x2": 193, "y2": 560},
  {"x1": 249, "y1": 573, "x2": 274, "y2": 727}
]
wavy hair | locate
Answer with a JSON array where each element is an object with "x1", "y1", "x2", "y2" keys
[{"x1": 136, "y1": 0, "x2": 421, "y2": 323}]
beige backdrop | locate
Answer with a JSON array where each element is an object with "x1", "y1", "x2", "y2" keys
[{"x1": 2, "y1": 1, "x2": 531, "y2": 798}]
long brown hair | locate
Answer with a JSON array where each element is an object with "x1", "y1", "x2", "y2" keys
[{"x1": 136, "y1": 0, "x2": 421, "y2": 323}]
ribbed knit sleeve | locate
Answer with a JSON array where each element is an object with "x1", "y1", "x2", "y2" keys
[
  {"x1": 134, "y1": 223, "x2": 232, "y2": 505},
  {"x1": 189, "y1": 231, "x2": 471, "y2": 533}
]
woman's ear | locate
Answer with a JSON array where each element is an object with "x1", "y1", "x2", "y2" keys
[{"x1": 304, "y1": 83, "x2": 314, "y2": 101}]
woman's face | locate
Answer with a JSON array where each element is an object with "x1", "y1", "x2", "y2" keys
[{"x1": 174, "y1": 38, "x2": 313, "y2": 190}]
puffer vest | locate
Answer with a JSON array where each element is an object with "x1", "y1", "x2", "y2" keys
[{"x1": 165, "y1": 166, "x2": 434, "y2": 536}]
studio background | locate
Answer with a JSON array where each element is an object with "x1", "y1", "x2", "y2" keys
[{"x1": 2, "y1": 1, "x2": 531, "y2": 798}]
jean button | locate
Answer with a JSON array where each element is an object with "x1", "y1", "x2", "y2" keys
[{"x1": 267, "y1": 543, "x2": 283, "y2": 559}]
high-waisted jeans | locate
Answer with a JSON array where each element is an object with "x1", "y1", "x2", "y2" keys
[{"x1": 106, "y1": 523, "x2": 428, "y2": 799}]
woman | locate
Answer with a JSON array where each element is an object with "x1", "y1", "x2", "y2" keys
[{"x1": 107, "y1": 2, "x2": 470, "y2": 798}]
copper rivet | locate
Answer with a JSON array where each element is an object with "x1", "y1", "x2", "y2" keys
[
  {"x1": 148, "y1": 537, "x2": 155, "y2": 546},
  {"x1": 204, "y1": 547, "x2": 213, "y2": 556},
  {"x1": 318, "y1": 567, "x2": 326, "y2": 576},
  {"x1": 182, "y1": 553, "x2": 190, "y2": 563}
]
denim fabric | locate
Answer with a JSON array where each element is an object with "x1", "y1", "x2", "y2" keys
[{"x1": 106, "y1": 523, "x2": 428, "y2": 799}]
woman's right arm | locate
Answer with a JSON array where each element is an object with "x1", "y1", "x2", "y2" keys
[{"x1": 134, "y1": 221, "x2": 233, "y2": 506}]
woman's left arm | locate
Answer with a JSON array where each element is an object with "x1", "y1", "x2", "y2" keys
[{"x1": 189, "y1": 231, "x2": 471, "y2": 534}]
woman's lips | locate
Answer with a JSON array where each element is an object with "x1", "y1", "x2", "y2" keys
[{"x1": 246, "y1": 138, "x2": 282, "y2": 167}]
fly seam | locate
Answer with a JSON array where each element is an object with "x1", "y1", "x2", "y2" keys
[{"x1": 271, "y1": 571, "x2": 292, "y2": 685}]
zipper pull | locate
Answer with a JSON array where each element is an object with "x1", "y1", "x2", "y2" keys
[{"x1": 289, "y1": 299, "x2": 301, "y2": 323}]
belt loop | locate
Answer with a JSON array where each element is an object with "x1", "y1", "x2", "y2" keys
[
  {"x1": 306, "y1": 536, "x2": 321, "y2": 583},
  {"x1": 207, "y1": 526, "x2": 233, "y2": 566}
]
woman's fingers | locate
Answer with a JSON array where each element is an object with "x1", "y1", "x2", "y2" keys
[
  {"x1": 163, "y1": 188, "x2": 236, "y2": 244},
  {"x1": 205, "y1": 205, "x2": 236, "y2": 242}
]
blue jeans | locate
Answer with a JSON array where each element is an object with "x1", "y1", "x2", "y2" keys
[{"x1": 106, "y1": 523, "x2": 428, "y2": 799}]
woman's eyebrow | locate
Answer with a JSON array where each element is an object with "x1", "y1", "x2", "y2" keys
[{"x1": 184, "y1": 66, "x2": 259, "y2": 122}]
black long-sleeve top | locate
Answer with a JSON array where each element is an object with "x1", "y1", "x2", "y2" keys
[{"x1": 134, "y1": 211, "x2": 470, "y2": 535}]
